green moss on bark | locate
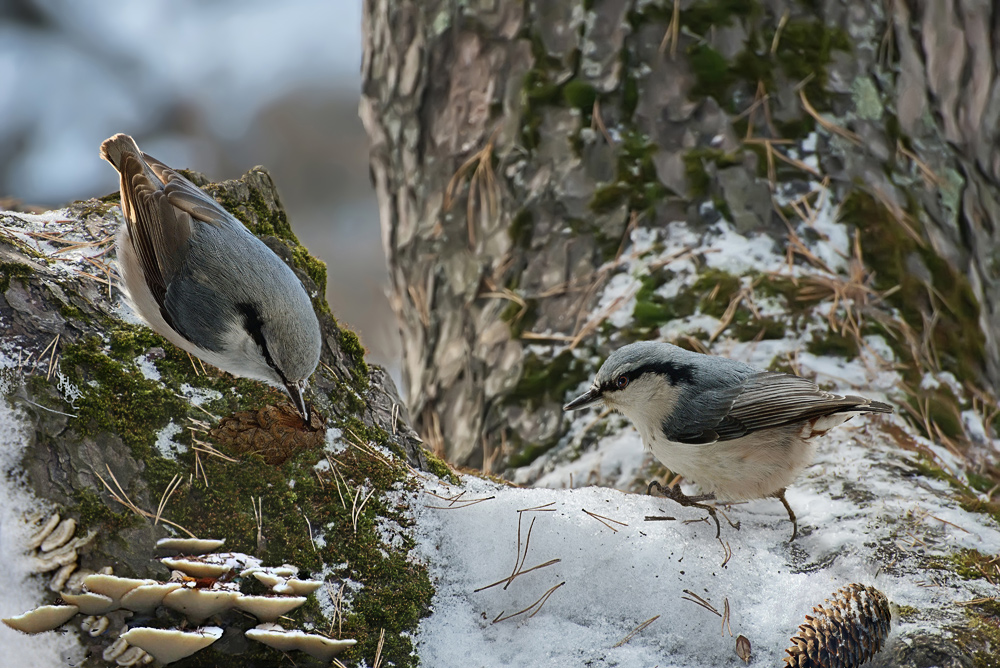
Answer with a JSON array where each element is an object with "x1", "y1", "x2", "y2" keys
[
  {"x1": 843, "y1": 191, "x2": 985, "y2": 385},
  {"x1": 1, "y1": 261, "x2": 34, "y2": 293}
]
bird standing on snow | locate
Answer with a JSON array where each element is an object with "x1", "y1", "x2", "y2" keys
[
  {"x1": 564, "y1": 341, "x2": 892, "y2": 540},
  {"x1": 101, "y1": 133, "x2": 321, "y2": 420}
]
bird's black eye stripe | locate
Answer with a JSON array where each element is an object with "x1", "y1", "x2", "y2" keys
[
  {"x1": 602, "y1": 370, "x2": 638, "y2": 392},
  {"x1": 237, "y1": 303, "x2": 289, "y2": 384},
  {"x1": 601, "y1": 360, "x2": 695, "y2": 392}
]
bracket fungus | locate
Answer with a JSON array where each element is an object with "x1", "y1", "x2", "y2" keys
[
  {"x1": 160, "y1": 557, "x2": 233, "y2": 579},
  {"x1": 59, "y1": 591, "x2": 116, "y2": 615},
  {"x1": 39, "y1": 517, "x2": 77, "y2": 552},
  {"x1": 114, "y1": 645, "x2": 155, "y2": 666},
  {"x1": 246, "y1": 623, "x2": 357, "y2": 661},
  {"x1": 80, "y1": 614, "x2": 111, "y2": 637},
  {"x1": 233, "y1": 595, "x2": 308, "y2": 622},
  {"x1": 8, "y1": 529, "x2": 353, "y2": 664},
  {"x1": 155, "y1": 537, "x2": 225, "y2": 554},
  {"x1": 273, "y1": 578, "x2": 323, "y2": 596},
  {"x1": 161, "y1": 587, "x2": 240, "y2": 623},
  {"x1": 242, "y1": 564, "x2": 298, "y2": 579},
  {"x1": 121, "y1": 626, "x2": 224, "y2": 664},
  {"x1": 251, "y1": 571, "x2": 323, "y2": 596},
  {"x1": 25, "y1": 513, "x2": 62, "y2": 550},
  {"x1": 119, "y1": 582, "x2": 184, "y2": 614},
  {"x1": 83, "y1": 574, "x2": 156, "y2": 604},
  {"x1": 2, "y1": 604, "x2": 79, "y2": 634},
  {"x1": 22, "y1": 512, "x2": 98, "y2": 590}
]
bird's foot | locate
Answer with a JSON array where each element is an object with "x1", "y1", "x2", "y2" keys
[
  {"x1": 773, "y1": 487, "x2": 798, "y2": 542},
  {"x1": 646, "y1": 480, "x2": 739, "y2": 538}
]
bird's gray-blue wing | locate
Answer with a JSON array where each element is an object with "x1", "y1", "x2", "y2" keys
[
  {"x1": 665, "y1": 371, "x2": 887, "y2": 444},
  {"x1": 659, "y1": 364, "x2": 752, "y2": 444},
  {"x1": 720, "y1": 372, "x2": 888, "y2": 436}
]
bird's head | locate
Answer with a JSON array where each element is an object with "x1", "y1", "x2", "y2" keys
[
  {"x1": 563, "y1": 342, "x2": 694, "y2": 426},
  {"x1": 234, "y1": 301, "x2": 322, "y2": 422}
]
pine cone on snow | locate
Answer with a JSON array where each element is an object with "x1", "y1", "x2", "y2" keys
[{"x1": 783, "y1": 583, "x2": 891, "y2": 668}]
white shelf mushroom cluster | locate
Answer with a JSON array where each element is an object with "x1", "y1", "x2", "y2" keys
[
  {"x1": 22, "y1": 511, "x2": 98, "y2": 592},
  {"x1": 3, "y1": 534, "x2": 356, "y2": 665}
]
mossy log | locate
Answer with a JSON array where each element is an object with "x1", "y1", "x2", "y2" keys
[{"x1": 0, "y1": 167, "x2": 438, "y2": 667}]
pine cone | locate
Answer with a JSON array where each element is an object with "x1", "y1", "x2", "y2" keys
[{"x1": 783, "y1": 583, "x2": 891, "y2": 668}]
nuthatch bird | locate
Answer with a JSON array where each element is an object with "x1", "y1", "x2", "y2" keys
[
  {"x1": 101, "y1": 134, "x2": 321, "y2": 420},
  {"x1": 564, "y1": 341, "x2": 892, "y2": 540}
]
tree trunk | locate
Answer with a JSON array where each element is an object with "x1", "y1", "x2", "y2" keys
[{"x1": 362, "y1": 0, "x2": 1000, "y2": 476}]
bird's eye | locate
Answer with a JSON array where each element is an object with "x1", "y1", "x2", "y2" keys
[{"x1": 616, "y1": 375, "x2": 629, "y2": 389}]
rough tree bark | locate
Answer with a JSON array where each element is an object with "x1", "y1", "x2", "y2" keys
[{"x1": 361, "y1": 0, "x2": 1000, "y2": 472}]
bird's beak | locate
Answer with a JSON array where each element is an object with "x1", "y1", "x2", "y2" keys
[
  {"x1": 563, "y1": 386, "x2": 602, "y2": 411},
  {"x1": 284, "y1": 380, "x2": 310, "y2": 422}
]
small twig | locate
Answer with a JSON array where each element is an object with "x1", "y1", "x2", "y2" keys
[
  {"x1": 425, "y1": 489, "x2": 496, "y2": 509},
  {"x1": 582, "y1": 508, "x2": 629, "y2": 533},
  {"x1": 32, "y1": 335, "x2": 58, "y2": 375},
  {"x1": 95, "y1": 465, "x2": 195, "y2": 537},
  {"x1": 191, "y1": 438, "x2": 238, "y2": 462},
  {"x1": 350, "y1": 486, "x2": 377, "y2": 534},
  {"x1": 46, "y1": 334, "x2": 60, "y2": 380},
  {"x1": 927, "y1": 514, "x2": 971, "y2": 533},
  {"x1": 153, "y1": 474, "x2": 183, "y2": 526},
  {"x1": 770, "y1": 11, "x2": 790, "y2": 53},
  {"x1": 372, "y1": 628, "x2": 386, "y2": 668},
  {"x1": 681, "y1": 589, "x2": 721, "y2": 617},
  {"x1": 657, "y1": 0, "x2": 681, "y2": 58},
  {"x1": 192, "y1": 449, "x2": 208, "y2": 488},
  {"x1": 302, "y1": 510, "x2": 316, "y2": 552},
  {"x1": 567, "y1": 284, "x2": 640, "y2": 350},
  {"x1": 326, "y1": 581, "x2": 347, "y2": 638},
  {"x1": 444, "y1": 126, "x2": 502, "y2": 249},
  {"x1": 719, "y1": 538, "x2": 732, "y2": 568},
  {"x1": 252, "y1": 496, "x2": 264, "y2": 549},
  {"x1": 956, "y1": 597, "x2": 997, "y2": 606},
  {"x1": 613, "y1": 615, "x2": 660, "y2": 648},
  {"x1": 615, "y1": 210, "x2": 639, "y2": 262},
  {"x1": 517, "y1": 502, "x2": 556, "y2": 514},
  {"x1": 591, "y1": 98, "x2": 614, "y2": 146},
  {"x1": 423, "y1": 496, "x2": 495, "y2": 509},
  {"x1": 492, "y1": 582, "x2": 565, "y2": 623},
  {"x1": 474, "y1": 559, "x2": 562, "y2": 593},
  {"x1": 507, "y1": 514, "x2": 538, "y2": 590},
  {"x1": 15, "y1": 397, "x2": 78, "y2": 418},
  {"x1": 798, "y1": 88, "x2": 862, "y2": 145},
  {"x1": 328, "y1": 460, "x2": 349, "y2": 511}
]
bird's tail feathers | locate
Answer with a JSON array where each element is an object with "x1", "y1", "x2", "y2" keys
[
  {"x1": 100, "y1": 133, "x2": 143, "y2": 170},
  {"x1": 846, "y1": 397, "x2": 893, "y2": 414}
]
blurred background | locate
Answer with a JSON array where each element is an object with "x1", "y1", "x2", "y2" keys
[{"x1": 0, "y1": 0, "x2": 401, "y2": 384}]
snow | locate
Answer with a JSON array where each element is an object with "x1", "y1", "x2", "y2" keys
[
  {"x1": 703, "y1": 223, "x2": 787, "y2": 276},
  {"x1": 155, "y1": 421, "x2": 187, "y2": 459},
  {"x1": 413, "y1": 419, "x2": 1000, "y2": 667},
  {"x1": 0, "y1": 398, "x2": 85, "y2": 667},
  {"x1": 408, "y1": 175, "x2": 1000, "y2": 666},
  {"x1": 178, "y1": 384, "x2": 223, "y2": 407},
  {"x1": 133, "y1": 354, "x2": 161, "y2": 381},
  {"x1": 526, "y1": 421, "x2": 651, "y2": 491}
]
